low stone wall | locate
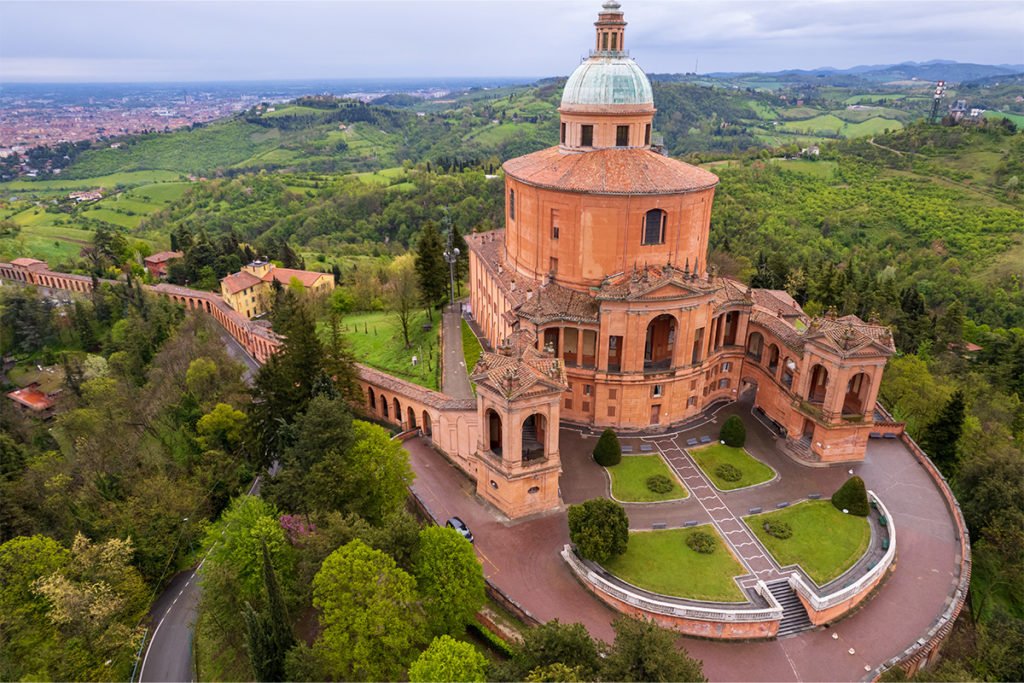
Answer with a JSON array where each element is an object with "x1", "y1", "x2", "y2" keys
[
  {"x1": 870, "y1": 406, "x2": 972, "y2": 680},
  {"x1": 561, "y1": 545, "x2": 783, "y2": 639}
]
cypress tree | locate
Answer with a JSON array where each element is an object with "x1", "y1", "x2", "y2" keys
[
  {"x1": 243, "y1": 543, "x2": 294, "y2": 682},
  {"x1": 414, "y1": 220, "x2": 448, "y2": 313}
]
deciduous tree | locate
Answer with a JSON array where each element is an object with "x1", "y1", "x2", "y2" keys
[
  {"x1": 409, "y1": 635, "x2": 487, "y2": 683},
  {"x1": 567, "y1": 498, "x2": 628, "y2": 563},
  {"x1": 312, "y1": 539, "x2": 427, "y2": 681},
  {"x1": 415, "y1": 526, "x2": 485, "y2": 636}
]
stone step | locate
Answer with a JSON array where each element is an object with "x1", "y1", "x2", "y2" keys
[{"x1": 767, "y1": 580, "x2": 813, "y2": 638}]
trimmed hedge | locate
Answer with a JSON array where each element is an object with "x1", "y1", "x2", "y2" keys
[
  {"x1": 715, "y1": 463, "x2": 742, "y2": 482},
  {"x1": 719, "y1": 415, "x2": 746, "y2": 447},
  {"x1": 831, "y1": 476, "x2": 870, "y2": 516},
  {"x1": 593, "y1": 428, "x2": 622, "y2": 467},
  {"x1": 645, "y1": 474, "x2": 674, "y2": 494},
  {"x1": 686, "y1": 531, "x2": 717, "y2": 554}
]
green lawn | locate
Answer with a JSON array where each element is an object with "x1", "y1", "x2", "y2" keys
[
  {"x1": 461, "y1": 318, "x2": 483, "y2": 377},
  {"x1": 336, "y1": 310, "x2": 440, "y2": 390},
  {"x1": 690, "y1": 444, "x2": 774, "y2": 490},
  {"x1": 602, "y1": 527, "x2": 746, "y2": 602},
  {"x1": 746, "y1": 501, "x2": 870, "y2": 585},
  {"x1": 0, "y1": 170, "x2": 183, "y2": 195},
  {"x1": 606, "y1": 455, "x2": 687, "y2": 502}
]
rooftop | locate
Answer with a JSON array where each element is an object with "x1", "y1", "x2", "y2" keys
[{"x1": 503, "y1": 146, "x2": 718, "y2": 195}]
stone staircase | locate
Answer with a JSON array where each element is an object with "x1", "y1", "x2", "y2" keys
[{"x1": 767, "y1": 580, "x2": 813, "y2": 637}]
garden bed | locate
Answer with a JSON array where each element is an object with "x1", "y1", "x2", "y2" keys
[
  {"x1": 606, "y1": 455, "x2": 687, "y2": 502},
  {"x1": 745, "y1": 500, "x2": 870, "y2": 585},
  {"x1": 602, "y1": 527, "x2": 746, "y2": 602},
  {"x1": 690, "y1": 444, "x2": 774, "y2": 490}
]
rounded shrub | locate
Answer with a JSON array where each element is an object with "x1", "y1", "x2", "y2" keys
[
  {"x1": 719, "y1": 415, "x2": 747, "y2": 447},
  {"x1": 645, "y1": 474, "x2": 674, "y2": 494},
  {"x1": 567, "y1": 498, "x2": 629, "y2": 563},
  {"x1": 686, "y1": 530, "x2": 717, "y2": 554},
  {"x1": 593, "y1": 428, "x2": 622, "y2": 467},
  {"x1": 831, "y1": 476, "x2": 870, "y2": 516},
  {"x1": 715, "y1": 463, "x2": 742, "y2": 482},
  {"x1": 763, "y1": 520, "x2": 793, "y2": 539}
]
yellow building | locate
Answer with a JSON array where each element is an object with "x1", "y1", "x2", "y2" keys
[{"x1": 220, "y1": 260, "x2": 334, "y2": 319}]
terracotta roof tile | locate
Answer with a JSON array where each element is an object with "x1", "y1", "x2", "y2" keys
[
  {"x1": 222, "y1": 271, "x2": 262, "y2": 295},
  {"x1": 471, "y1": 330, "x2": 567, "y2": 400},
  {"x1": 806, "y1": 315, "x2": 896, "y2": 356},
  {"x1": 263, "y1": 268, "x2": 328, "y2": 288},
  {"x1": 144, "y1": 251, "x2": 184, "y2": 264},
  {"x1": 503, "y1": 146, "x2": 718, "y2": 195}
]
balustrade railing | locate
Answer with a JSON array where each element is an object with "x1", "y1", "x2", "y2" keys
[
  {"x1": 561, "y1": 545, "x2": 784, "y2": 623},
  {"x1": 789, "y1": 490, "x2": 895, "y2": 612}
]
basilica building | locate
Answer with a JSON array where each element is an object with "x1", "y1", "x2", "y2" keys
[{"x1": 467, "y1": 1, "x2": 895, "y2": 466}]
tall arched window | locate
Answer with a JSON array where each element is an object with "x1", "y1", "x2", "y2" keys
[
  {"x1": 642, "y1": 209, "x2": 666, "y2": 245},
  {"x1": 509, "y1": 189, "x2": 515, "y2": 220}
]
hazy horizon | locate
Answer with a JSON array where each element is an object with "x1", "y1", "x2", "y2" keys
[{"x1": 1, "y1": 0, "x2": 1022, "y2": 84}]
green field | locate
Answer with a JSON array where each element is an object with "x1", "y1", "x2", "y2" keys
[
  {"x1": 843, "y1": 94, "x2": 907, "y2": 105},
  {"x1": 769, "y1": 159, "x2": 839, "y2": 179},
  {"x1": 983, "y1": 110, "x2": 1024, "y2": 127},
  {"x1": 0, "y1": 170, "x2": 184, "y2": 197},
  {"x1": 607, "y1": 455, "x2": 688, "y2": 502},
  {"x1": 746, "y1": 501, "x2": 870, "y2": 585},
  {"x1": 779, "y1": 114, "x2": 903, "y2": 137},
  {"x1": 690, "y1": 444, "x2": 775, "y2": 490},
  {"x1": 130, "y1": 181, "x2": 193, "y2": 204},
  {"x1": 602, "y1": 527, "x2": 747, "y2": 602},
  {"x1": 336, "y1": 310, "x2": 440, "y2": 390}
]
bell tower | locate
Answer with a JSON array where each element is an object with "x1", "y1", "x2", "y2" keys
[{"x1": 470, "y1": 331, "x2": 566, "y2": 519}]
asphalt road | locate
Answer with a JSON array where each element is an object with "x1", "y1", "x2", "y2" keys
[
  {"x1": 137, "y1": 475, "x2": 261, "y2": 682},
  {"x1": 138, "y1": 569, "x2": 201, "y2": 683}
]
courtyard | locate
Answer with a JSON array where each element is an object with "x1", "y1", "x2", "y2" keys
[{"x1": 403, "y1": 397, "x2": 965, "y2": 681}]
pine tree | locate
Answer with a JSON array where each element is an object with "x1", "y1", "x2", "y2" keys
[{"x1": 919, "y1": 390, "x2": 966, "y2": 476}]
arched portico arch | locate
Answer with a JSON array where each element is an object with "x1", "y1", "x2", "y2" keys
[
  {"x1": 522, "y1": 413, "x2": 547, "y2": 462},
  {"x1": 368, "y1": 387, "x2": 376, "y2": 410},
  {"x1": 393, "y1": 398, "x2": 402, "y2": 425},
  {"x1": 844, "y1": 372, "x2": 872, "y2": 415},
  {"x1": 486, "y1": 409, "x2": 503, "y2": 456},
  {"x1": 644, "y1": 314, "x2": 676, "y2": 371},
  {"x1": 807, "y1": 364, "x2": 829, "y2": 404},
  {"x1": 767, "y1": 344, "x2": 780, "y2": 375},
  {"x1": 746, "y1": 332, "x2": 764, "y2": 363},
  {"x1": 407, "y1": 406, "x2": 417, "y2": 429},
  {"x1": 422, "y1": 411, "x2": 432, "y2": 437}
]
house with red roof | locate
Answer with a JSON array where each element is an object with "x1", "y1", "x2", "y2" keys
[{"x1": 220, "y1": 260, "x2": 334, "y2": 319}]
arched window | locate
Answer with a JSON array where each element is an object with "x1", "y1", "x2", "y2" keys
[
  {"x1": 508, "y1": 189, "x2": 515, "y2": 220},
  {"x1": 642, "y1": 209, "x2": 666, "y2": 245},
  {"x1": 807, "y1": 364, "x2": 829, "y2": 404},
  {"x1": 644, "y1": 314, "x2": 676, "y2": 370},
  {"x1": 486, "y1": 409, "x2": 503, "y2": 456},
  {"x1": 844, "y1": 372, "x2": 872, "y2": 415},
  {"x1": 522, "y1": 414, "x2": 547, "y2": 461}
]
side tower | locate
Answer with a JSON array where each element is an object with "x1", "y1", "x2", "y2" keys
[{"x1": 470, "y1": 331, "x2": 566, "y2": 518}]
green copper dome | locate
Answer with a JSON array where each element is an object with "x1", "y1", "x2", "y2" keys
[{"x1": 561, "y1": 56, "x2": 653, "y2": 108}]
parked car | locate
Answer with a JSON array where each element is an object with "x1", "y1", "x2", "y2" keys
[{"x1": 446, "y1": 516, "x2": 474, "y2": 543}]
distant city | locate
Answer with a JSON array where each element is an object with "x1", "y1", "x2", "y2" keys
[{"x1": 0, "y1": 78, "x2": 533, "y2": 151}]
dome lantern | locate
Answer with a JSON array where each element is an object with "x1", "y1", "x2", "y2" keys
[{"x1": 558, "y1": 2, "x2": 655, "y2": 151}]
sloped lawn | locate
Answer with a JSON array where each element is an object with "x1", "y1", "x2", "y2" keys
[
  {"x1": 746, "y1": 500, "x2": 870, "y2": 585},
  {"x1": 602, "y1": 527, "x2": 746, "y2": 602}
]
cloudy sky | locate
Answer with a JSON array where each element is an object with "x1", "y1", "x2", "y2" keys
[{"x1": 1, "y1": 0, "x2": 1021, "y2": 83}]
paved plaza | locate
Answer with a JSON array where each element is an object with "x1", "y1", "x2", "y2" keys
[{"x1": 405, "y1": 400, "x2": 963, "y2": 681}]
